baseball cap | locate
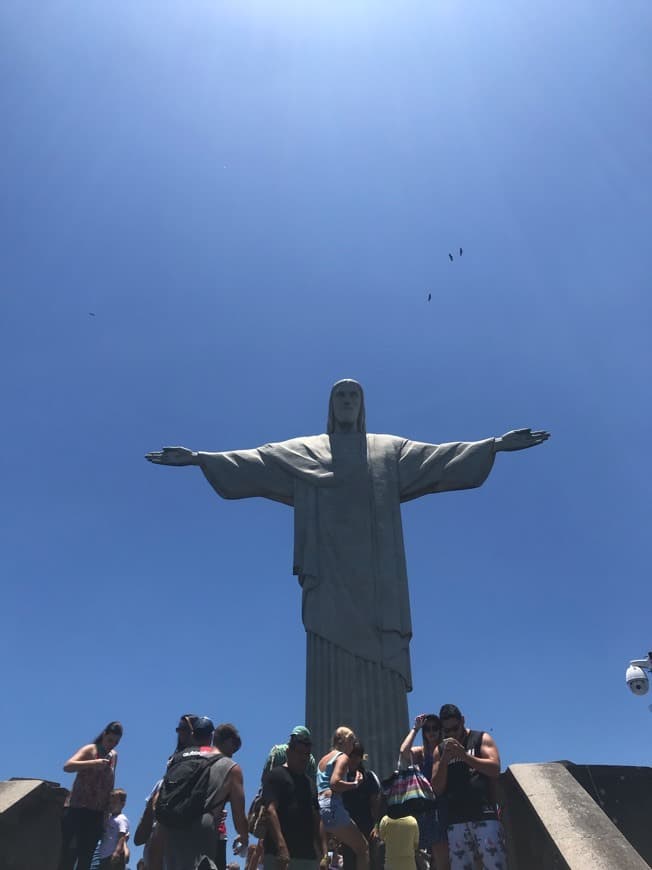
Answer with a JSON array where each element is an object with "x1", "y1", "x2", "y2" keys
[
  {"x1": 193, "y1": 716, "x2": 215, "y2": 735},
  {"x1": 290, "y1": 725, "x2": 312, "y2": 743}
]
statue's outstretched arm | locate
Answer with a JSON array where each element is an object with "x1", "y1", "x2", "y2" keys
[
  {"x1": 145, "y1": 444, "x2": 295, "y2": 505},
  {"x1": 494, "y1": 429, "x2": 550, "y2": 452},
  {"x1": 145, "y1": 446, "x2": 200, "y2": 466}
]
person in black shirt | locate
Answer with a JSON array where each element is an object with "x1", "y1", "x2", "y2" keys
[
  {"x1": 431, "y1": 705, "x2": 506, "y2": 870},
  {"x1": 341, "y1": 741, "x2": 382, "y2": 870},
  {"x1": 263, "y1": 733, "x2": 328, "y2": 870}
]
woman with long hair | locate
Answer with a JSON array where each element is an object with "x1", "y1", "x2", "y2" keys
[
  {"x1": 399, "y1": 714, "x2": 449, "y2": 870},
  {"x1": 317, "y1": 726, "x2": 369, "y2": 870},
  {"x1": 58, "y1": 721, "x2": 123, "y2": 870}
]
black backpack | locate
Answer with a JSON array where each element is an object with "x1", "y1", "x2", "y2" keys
[{"x1": 155, "y1": 749, "x2": 223, "y2": 828}]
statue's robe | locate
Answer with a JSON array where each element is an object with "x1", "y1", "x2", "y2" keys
[{"x1": 200, "y1": 432, "x2": 495, "y2": 775}]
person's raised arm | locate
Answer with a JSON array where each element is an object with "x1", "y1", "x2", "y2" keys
[
  {"x1": 63, "y1": 744, "x2": 107, "y2": 773},
  {"x1": 330, "y1": 755, "x2": 362, "y2": 792},
  {"x1": 399, "y1": 714, "x2": 427, "y2": 766}
]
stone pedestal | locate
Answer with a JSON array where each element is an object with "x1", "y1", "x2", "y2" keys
[
  {"x1": 499, "y1": 763, "x2": 652, "y2": 869},
  {"x1": 0, "y1": 778, "x2": 68, "y2": 870},
  {"x1": 306, "y1": 632, "x2": 409, "y2": 777}
]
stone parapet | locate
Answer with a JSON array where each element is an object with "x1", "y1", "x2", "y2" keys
[
  {"x1": 0, "y1": 778, "x2": 68, "y2": 870},
  {"x1": 499, "y1": 762, "x2": 651, "y2": 869}
]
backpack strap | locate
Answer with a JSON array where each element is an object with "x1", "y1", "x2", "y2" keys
[{"x1": 369, "y1": 770, "x2": 382, "y2": 791}]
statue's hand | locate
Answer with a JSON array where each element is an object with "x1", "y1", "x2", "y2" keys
[
  {"x1": 495, "y1": 429, "x2": 550, "y2": 452},
  {"x1": 144, "y1": 446, "x2": 198, "y2": 466}
]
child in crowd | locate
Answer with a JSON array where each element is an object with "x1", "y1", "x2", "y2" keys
[
  {"x1": 97, "y1": 788, "x2": 130, "y2": 868},
  {"x1": 378, "y1": 813, "x2": 419, "y2": 870}
]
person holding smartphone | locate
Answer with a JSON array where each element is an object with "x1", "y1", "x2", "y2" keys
[{"x1": 58, "y1": 721, "x2": 123, "y2": 870}]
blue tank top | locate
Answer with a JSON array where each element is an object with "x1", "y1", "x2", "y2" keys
[{"x1": 316, "y1": 751, "x2": 342, "y2": 793}]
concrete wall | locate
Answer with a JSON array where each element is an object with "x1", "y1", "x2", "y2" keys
[
  {"x1": 499, "y1": 763, "x2": 651, "y2": 870},
  {"x1": 0, "y1": 779, "x2": 68, "y2": 870},
  {"x1": 2, "y1": 764, "x2": 651, "y2": 870},
  {"x1": 562, "y1": 761, "x2": 652, "y2": 866}
]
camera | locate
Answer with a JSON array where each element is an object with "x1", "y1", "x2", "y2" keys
[{"x1": 626, "y1": 663, "x2": 650, "y2": 696}]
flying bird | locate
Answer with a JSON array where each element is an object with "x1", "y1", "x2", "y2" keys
[
  {"x1": 448, "y1": 253, "x2": 454, "y2": 262},
  {"x1": 459, "y1": 247, "x2": 463, "y2": 256},
  {"x1": 427, "y1": 292, "x2": 431, "y2": 302},
  {"x1": 88, "y1": 312, "x2": 96, "y2": 316}
]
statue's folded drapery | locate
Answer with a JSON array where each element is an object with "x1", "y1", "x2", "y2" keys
[{"x1": 200, "y1": 432, "x2": 495, "y2": 774}]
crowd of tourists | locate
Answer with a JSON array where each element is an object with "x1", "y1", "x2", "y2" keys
[{"x1": 58, "y1": 705, "x2": 507, "y2": 870}]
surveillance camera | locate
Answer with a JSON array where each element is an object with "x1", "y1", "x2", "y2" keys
[{"x1": 626, "y1": 664, "x2": 649, "y2": 696}]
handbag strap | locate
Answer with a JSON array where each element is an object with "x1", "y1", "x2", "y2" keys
[{"x1": 397, "y1": 754, "x2": 410, "y2": 772}]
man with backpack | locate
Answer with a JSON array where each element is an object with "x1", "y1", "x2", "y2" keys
[
  {"x1": 156, "y1": 716, "x2": 249, "y2": 870},
  {"x1": 135, "y1": 713, "x2": 200, "y2": 870},
  {"x1": 430, "y1": 704, "x2": 506, "y2": 870}
]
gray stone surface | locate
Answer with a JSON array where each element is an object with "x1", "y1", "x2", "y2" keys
[
  {"x1": 562, "y1": 762, "x2": 652, "y2": 867},
  {"x1": 146, "y1": 379, "x2": 548, "y2": 775},
  {"x1": 0, "y1": 778, "x2": 67, "y2": 870},
  {"x1": 501, "y1": 763, "x2": 650, "y2": 869}
]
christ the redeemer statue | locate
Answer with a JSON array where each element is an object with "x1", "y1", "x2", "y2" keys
[{"x1": 146, "y1": 379, "x2": 549, "y2": 775}]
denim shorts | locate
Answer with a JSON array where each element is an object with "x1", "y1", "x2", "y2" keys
[{"x1": 319, "y1": 794, "x2": 352, "y2": 830}]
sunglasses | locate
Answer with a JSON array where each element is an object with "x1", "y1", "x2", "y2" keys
[
  {"x1": 423, "y1": 725, "x2": 440, "y2": 733},
  {"x1": 176, "y1": 715, "x2": 195, "y2": 734}
]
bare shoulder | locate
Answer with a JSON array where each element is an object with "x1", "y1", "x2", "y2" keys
[
  {"x1": 78, "y1": 743, "x2": 98, "y2": 759},
  {"x1": 480, "y1": 732, "x2": 499, "y2": 755},
  {"x1": 318, "y1": 750, "x2": 336, "y2": 771},
  {"x1": 226, "y1": 763, "x2": 243, "y2": 789}
]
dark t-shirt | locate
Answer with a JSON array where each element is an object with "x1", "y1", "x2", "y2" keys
[
  {"x1": 262, "y1": 766, "x2": 318, "y2": 859},
  {"x1": 342, "y1": 767, "x2": 380, "y2": 836},
  {"x1": 442, "y1": 730, "x2": 497, "y2": 824}
]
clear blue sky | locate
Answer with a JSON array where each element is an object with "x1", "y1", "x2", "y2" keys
[{"x1": 2, "y1": 0, "x2": 651, "y2": 861}]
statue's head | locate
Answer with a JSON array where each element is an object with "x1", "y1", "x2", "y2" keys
[{"x1": 327, "y1": 379, "x2": 366, "y2": 433}]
